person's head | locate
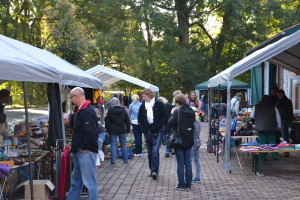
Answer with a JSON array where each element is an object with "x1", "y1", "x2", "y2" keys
[
  {"x1": 157, "y1": 96, "x2": 168, "y2": 105},
  {"x1": 0, "y1": 89, "x2": 10, "y2": 104},
  {"x1": 236, "y1": 93, "x2": 243, "y2": 100},
  {"x1": 69, "y1": 87, "x2": 85, "y2": 107},
  {"x1": 132, "y1": 94, "x2": 140, "y2": 104},
  {"x1": 174, "y1": 94, "x2": 187, "y2": 106},
  {"x1": 110, "y1": 97, "x2": 120, "y2": 107},
  {"x1": 270, "y1": 85, "x2": 278, "y2": 96},
  {"x1": 277, "y1": 89, "x2": 286, "y2": 100},
  {"x1": 141, "y1": 88, "x2": 154, "y2": 102},
  {"x1": 261, "y1": 95, "x2": 270, "y2": 103},
  {"x1": 173, "y1": 90, "x2": 182, "y2": 97},
  {"x1": 190, "y1": 91, "x2": 197, "y2": 100}
]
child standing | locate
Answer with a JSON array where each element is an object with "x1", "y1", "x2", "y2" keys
[{"x1": 191, "y1": 107, "x2": 201, "y2": 182}]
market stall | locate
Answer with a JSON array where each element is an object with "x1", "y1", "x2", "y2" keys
[
  {"x1": 207, "y1": 27, "x2": 300, "y2": 172},
  {"x1": 0, "y1": 34, "x2": 103, "y2": 199}
]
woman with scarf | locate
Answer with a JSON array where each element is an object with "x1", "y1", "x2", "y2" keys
[{"x1": 138, "y1": 88, "x2": 168, "y2": 180}]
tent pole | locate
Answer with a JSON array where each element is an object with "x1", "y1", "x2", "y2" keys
[
  {"x1": 223, "y1": 80, "x2": 232, "y2": 171},
  {"x1": 208, "y1": 88, "x2": 212, "y2": 138},
  {"x1": 23, "y1": 81, "x2": 34, "y2": 200},
  {"x1": 217, "y1": 85, "x2": 221, "y2": 162}
]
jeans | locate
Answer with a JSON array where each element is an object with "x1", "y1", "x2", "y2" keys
[
  {"x1": 98, "y1": 132, "x2": 105, "y2": 150},
  {"x1": 281, "y1": 120, "x2": 291, "y2": 142},
  {"x1": 175, "y1": 147, "x2": 192, "y2": 188},
  {"x1": 146, "y1": 132, "x2": 162, "y2": 174},
  {"x1": 67, "y1": 151, "x2": 98, "y2": 200},
  {"x1": 110, "y1": 133, "x2": 128, "y2": 163},
  {"x1": 132, "y1": 124, "x2": 143, "y2": 154},
  {"x1": 165, "y1": 147, "x2": 172, "y2": 154},
  {"x1": 190, "y1": 145, "x2": 200, "y2": 179}
]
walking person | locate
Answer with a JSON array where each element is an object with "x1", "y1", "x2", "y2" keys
[
  {"x1": 67, "y1": 87, "x2": 98, "y2": 200},
  {"x1": 138, "y1": 88, "x2": 168, "y2": 180},
  {"x1": 190, "y1": 107, "x2": 201, "y2": 183},
  {"x1": 129, "y1": 94, "x2": 143, "y2": 157},
  {"x1": 168, "y1": 94, "x2": 195, "y2": 190},
  {"x1": 105, "y1": 97, "x2": 131, "y2": 164}
]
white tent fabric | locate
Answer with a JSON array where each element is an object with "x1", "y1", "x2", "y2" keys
[
  {"x1": 208, "y1": 30, "x2": 300, "y2": 88},
  {"x1": 0, "y1": 34, "x2": 103, "y2": 89},
  {"x1": 86, "y1": 65, "x2": 159, "y2": 92}
]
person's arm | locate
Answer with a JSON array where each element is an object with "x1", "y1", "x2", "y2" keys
[
  {"x1": 124, "y1": 109, "x2": 131, "y2": 133},
  {"x1": 275, "y1": 107, "x2": 281, "y2": 128},
  {"x1": 167, "y1": 110, "x2": 178, "y2": 128},
  {"x1": 104, "y1": 110, "x2": 111, "y2": 132}
]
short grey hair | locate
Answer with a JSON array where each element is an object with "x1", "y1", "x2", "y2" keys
[
  {"x1": 110, "y1": 97, "x2": 120, "y2": 106},
  {"x1": 173, "y1": 90, "x2": 182, "y2": 97},
  {"x1": 157, "y1": 96, "x2": 168, "y2": 105}
]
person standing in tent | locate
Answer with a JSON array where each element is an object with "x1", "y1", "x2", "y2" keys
[
  {"x1": 67, "y1": 87, "x2": 98, "y2": 200},
  {"x1": 230, "y1": 93, "x2": 243, "y2": 118},
  {"x1": 276, "y1": 90, "x2": 294, "y2": 144},
  {"x1": 138, "y1": 88, "x2": 168, "y2": 180}
]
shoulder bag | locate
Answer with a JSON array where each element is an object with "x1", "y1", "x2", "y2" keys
[{"x1": 165, "y1": 109, "x2": 183, "y2": 148}]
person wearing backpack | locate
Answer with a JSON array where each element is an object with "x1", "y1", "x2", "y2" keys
[{"x1": 230, "y1": 93, "x2": 243, "y2": 118}]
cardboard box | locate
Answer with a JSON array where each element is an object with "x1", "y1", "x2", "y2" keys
[
  {"x1": 16, "y1": 180, "x2": 55, "y2": 200},
  {"x1": 0, "y1": 160, "x2": 14, "y2": 167}
]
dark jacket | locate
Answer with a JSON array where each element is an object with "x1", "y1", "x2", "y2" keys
[
  {"x1": 138, "y1": 99, "x2": 168, "y2": 134},
  {"x1": 71, "y1": 100, "x2": 98, "y2": 153},
  {"x1": 254, "y1": 102, "x2": 277, "y2": 132},
  {"x1": 105, "y1": 106, "x2": 130, "y2": 134},
  {"x1": 167, "y1": 104, "x2": 195, "y2": 149},
  {"x1": 276, "y1": 95, "x2": 294, "y2": 121}
]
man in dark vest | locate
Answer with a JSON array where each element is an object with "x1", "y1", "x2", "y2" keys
[{"x1": 250, "y1": 95, "x2": 281, "y2": 176}]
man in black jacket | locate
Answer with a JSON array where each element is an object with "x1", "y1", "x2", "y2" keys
[
  {"x1": 276, "y1": 90, "x2": 294, "y2": 143},
  {"x1": 67, "y1": 87, "x2": 98, "y2": 200}
]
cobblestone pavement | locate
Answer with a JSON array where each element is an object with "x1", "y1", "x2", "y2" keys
[{"x1": 96, "y1": 122, "x2": 300, "y2": 200}]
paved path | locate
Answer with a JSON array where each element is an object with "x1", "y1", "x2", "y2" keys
[{"x1": 96, "y1": 122, "x2": 300, "y2": 200}]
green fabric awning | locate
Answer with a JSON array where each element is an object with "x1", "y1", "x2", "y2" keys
[{"x1": 195, "y1": 79, "x2": 250, "y2": 90}]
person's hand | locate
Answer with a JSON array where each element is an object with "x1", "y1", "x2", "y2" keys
[{"x1": 171, "y1": 107, "x2": 178, "y2": 114}]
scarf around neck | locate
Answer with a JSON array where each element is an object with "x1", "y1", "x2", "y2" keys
[{"x1": 145, "y1": 98, "x2": 155, "y2": 124}]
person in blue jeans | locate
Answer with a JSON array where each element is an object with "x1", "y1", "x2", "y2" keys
[
  {"x1": 105, "y1": 97, "x2": 131, "y2": 164},
  {"x1": 138, "y1": 88, "x2": 168, "y2": 180},
  {"x1": 67, "y1": 87, "x2": 98, "y2": 200},
  {"x1": 129, "y1": 94, "x2": 143, "y2": 156},
  {"x1": 168, "y1": 94, "x2": 195, "y2": 190},
  {"x1": 190, "y1": 107, "x2": 201, "y2": 182}
]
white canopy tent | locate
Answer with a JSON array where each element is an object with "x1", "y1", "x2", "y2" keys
[
  {"x1": 86, "y1": 65, "x2": 159, "y2": 93},
  {"x1": 207, "y1": 29, "x2": 300, "y2": 171},
  {"x1": 0, "y1": 34, "x2": 103, "y2": 199},
  {"x1": 0, "y1": 34, "x2": 103, "y2": 89}
]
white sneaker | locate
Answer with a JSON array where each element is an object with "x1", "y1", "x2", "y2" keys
[
  {"x1": 138, "y1": 154, "x2": 143, "y2": 157},
  {"x1": 134, "y1": 154, "x2": 139, "y2": 157}
]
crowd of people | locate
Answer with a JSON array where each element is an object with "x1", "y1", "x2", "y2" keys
[
  {"x1": 65, "y1": 85, "x2": 295, "y2": 198},
  {"x1": 66, "y1": 87, "x2": 206, "y2": 199}
]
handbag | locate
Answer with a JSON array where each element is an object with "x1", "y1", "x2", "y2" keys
[
  {"x1": 165, "y1": 109, "x2": 183, "y2": 148},
  {"x1": 103, "y1": 133, "x2": 110, "y2": 145}
]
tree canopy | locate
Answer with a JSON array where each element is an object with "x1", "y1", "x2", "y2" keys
[{"x1": 1, "y1": 0, "x2": 299, "y2": 102}]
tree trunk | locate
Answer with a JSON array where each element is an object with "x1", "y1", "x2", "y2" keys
[{"x1": 175, "y1": 0, "x2": 189, "y2": 47}]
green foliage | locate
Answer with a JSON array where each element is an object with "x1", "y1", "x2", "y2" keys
[{"x1": 1, "y1": 0, "x2": 300, "y2": 105}]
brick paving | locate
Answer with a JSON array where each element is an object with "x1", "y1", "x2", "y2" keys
[{"x1": 96, "y1": 122, "x2": 300, "y2": 200}]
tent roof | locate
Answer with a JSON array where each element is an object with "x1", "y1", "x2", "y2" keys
[
  {"x1": 86, "y1": 65, "x2": 159, "y2": 92},
  {"x1": 208, "y1": 28, "x2": 300, "y2": 88},
  {"x1": 0, "y1": 34, "x2": 103, "y2": 89},
  {"x1": 196, "y1": 79, "x2": 250, "y2": 90}
]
